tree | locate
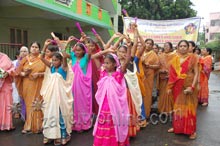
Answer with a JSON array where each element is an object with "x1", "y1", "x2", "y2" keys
[
  {"x1": 197, "y1": 32, "x2": 205, "y2": 48},
  {"x1": 119, "y1": 0, "x2": 197, "y2": 20},
  {"x1": 205, "y1": 40, "x2": 220, "y2": 51}
]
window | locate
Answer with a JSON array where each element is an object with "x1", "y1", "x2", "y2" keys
[
  {"x1": 210, "y1": 19, "x2": 220, "y2": 26},
  {"x1": 10, "y1": 28, "x2": 28, "y2": 46},
  {"x1": 210, "y1": 33, "x2": 220, "y2": 40}
]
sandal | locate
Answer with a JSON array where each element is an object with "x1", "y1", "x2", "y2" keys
[
  {"x1": 21, "y1": 129, "x2": 31, "y2": 134},
  {"x1": 202, "y1": 103, "x2": 208, "y2": 107},
  {"x1": 54, "y1": 139, "x2": 61, "y2": 146},
  {"x1": 189, "y1": 132, "x2": 197, "y2": 140},
  {"x1": 21, "y1": 129, "x2": 27, "y2": 134},
  {"x1": 139, "y1": 120, "x2": 148, "y2": 128},
  {"x1": 43, "y1": 137, "x2": 52, "y2": 144},
  {"x1": 61, "y1": 135, "x2": 71, "y2": 145},
  {"x1": 167, "y1": 128, "x2": 174, "y2": 133}
]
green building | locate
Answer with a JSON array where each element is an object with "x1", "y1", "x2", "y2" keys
[{"x1": 0, "y1": 0, "x2": 121, "y2": 59}]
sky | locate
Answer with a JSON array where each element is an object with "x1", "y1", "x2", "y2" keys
[{"x1": 190, "y1": 0, "x2": 220, "y2": 27}]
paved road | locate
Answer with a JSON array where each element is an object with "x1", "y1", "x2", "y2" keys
[{"x1": 0, "y1": 72, "x2": 220, "y2": 146}]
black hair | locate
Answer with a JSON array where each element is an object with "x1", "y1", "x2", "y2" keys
[
  {"x1": 47, "y1": 45, "x2": 59, "y2": 52},
  {"x1": 76, "y1": 43, "x2": 86, "y2": 53},
  {"x1": 193, "y1": 47, "x2": 201, "y2": 54},
  {"x1": 159, "y1": 47, "x2": 164, "y2": 52},
  {"x1": 165, "y1": 42, "x2": 173, "y2": 49},
  {"x1": 118, "y1": 45, "x2": 128, "y2": 51},
  {"x1": 206, "y1": 48, "x2": 212, "y2": 55},
  {"x1": 188, "y1": 41, "x2": 196, "y2": 47},
  {"x1": 105, "y1": 54, "x2": 116, "y2": 64},
  {"x1": 144, "y1": 38, "x2": 154, "y2": 46},
  {"x1": 52, "y1": 52, "x2": 63, "y2": 61},
  {"x1": 30, "y1": 41, "x2": 41, "y2": 50},
  {"x1": 85, "y1": 38, "x2": 95, "y2": 45},
  {"x1": 14, "y1": 50, "x2": 20, "y2": 59},
  {"x1": 177, "y1": 40, "x2": 189, "y2": 48},
  {"x1": 153, "y1": 44, "x2": 159, "y2": 49}
]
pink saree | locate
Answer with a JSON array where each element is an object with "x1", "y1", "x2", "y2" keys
[
  {"x1": 93, "y1": 70, "x2": 129, "y2": 145},
  {"x1": 0, "y1": 53, "x2": 14, "y2": 130},
  {"x1": 72, "y1": 60, "x2": 92, "y2": 131}
]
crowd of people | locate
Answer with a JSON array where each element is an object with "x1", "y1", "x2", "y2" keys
[{"x1": 0, "y1": 23, "x2": 213, "y2": 146}]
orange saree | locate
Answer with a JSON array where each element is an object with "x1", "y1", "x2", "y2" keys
[
  {"x1": 158, "y1": 52, "x2": 176, "y2": 113},
  {"x1": 16, "y1": 55, "x2": 45, "y2": 133},
  {"x1": 198, "y1": 55, "x2": 212, "y2": 103},
  {"x1": 167, "y1": 54, "x2": 198, "y2": 135},
  {"x1": 141, "y1": 50, "x2": 159, "y2": 117}
]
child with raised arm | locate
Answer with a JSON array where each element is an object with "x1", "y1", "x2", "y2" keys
[
  {"x1": 62, "y1": 35, "x2": 93, "y2": 132},
  {"x1": 40, "y1": 39, "x2": 73, "y2": 145},
  {"x1": 92, "y1": 45, "x2": 131, "y2": 146}
]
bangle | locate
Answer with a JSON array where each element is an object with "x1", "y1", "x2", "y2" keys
[{"x1": 191, "y1": 85, "x2": 195, "y2": 91}]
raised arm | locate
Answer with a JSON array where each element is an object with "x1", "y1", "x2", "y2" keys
[
  {"x1": 131, "y1": 23, "x2": 138, "y2": 57},
  {"x1": 104, "y1": 33, "x2": 121, "y2": 50},
  {"x1": 113, "y1": 34, "x2": 124, "y2": 49},
  {"x1": 91, "y1": 46, "x2": 116, "y2": 69},
  {"x1": 95, "y1": 34, "x2": 106, "y2": 50},
  {"x1": 136, "y1": 25, "x2": 146, "y2": 58},
  {"x1": 121, "y1": 37, "x2": 132, "y2": 73},
  {"x1": 40, "y1": 39, "x2": 52, "y2": 67}
]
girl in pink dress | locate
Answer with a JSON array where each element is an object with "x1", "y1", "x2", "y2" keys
[{"x1": 92, "y1": 46, "x2": 131, "y2": 146}]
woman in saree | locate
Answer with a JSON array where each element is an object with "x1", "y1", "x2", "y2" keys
[
  {"x1": 158, "y1": 42, "x2": 176, "y2": 114},
  {"x1": 63, "y1": 41, "x2": 93, "y2": 132},
  {"x1": 16, "y1": 42, "x2": 46, "y2": 134},
  {"x1": 141, "y1": 39, "x2": 160, "y2": 120},
  {"x1": 0, "y1": 52, "x2": 15, "y2": 131},
  {"x1": 198, "y1": 48, "x2": 212, "y2": 106},
  {"x1": 167, "y1": 40, "x2": 199, "y2": 140}
]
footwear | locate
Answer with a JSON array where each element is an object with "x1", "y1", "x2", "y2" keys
[
  {"x1": 189, "y1": 132, "x2": 197, "y2": 140},
  {"x1": 202, "y1": 103, "x2": 208, "y2": 107},
  {"x1": 21, "y1": 129, "x2": 27, "y2": 134},
  {"x1": 167, "y1": 128, "x2": 174, "y2": 133},
  {"x1": 61, "y1": 135, "x2": 71, "y2": 145},
  {"x1": 21, "y1": 129, "x2": 31, "y2": 134},
  {"x1": 43, "y1": 137, "x2": 52, "y2": 144},
  {"x1": 54, "y1": 139, "x2": 61, "y2": 146},
  {"x1": 139, "y1": 120, "x2": 148, "y2": 128}
]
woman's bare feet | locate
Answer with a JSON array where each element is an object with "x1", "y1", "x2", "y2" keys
[
  {"x1": 167, "y1": 128, "x2": 174, "y2": 133},
  {"x1": 189, "y1": 132, "x2": 197, "y2": 140}
]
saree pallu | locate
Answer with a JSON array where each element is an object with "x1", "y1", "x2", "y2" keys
[
  {"x1": 72, "y1": 61, "x2": 92, "y2": 131},
  {"x1": 42, "y1": 70, "x2": 73, "y2": 139},
  {"x1": 168, "y1": 54, "x2": 198, "y2": 135},
  {"x1": 0, "y1": 53, "x2": 14, "y2": 130},
  {"x1": 198, "y1": 55, "x2": 212, "y2": 103},
  {"x1": 93, "y1": 70, "x2": 129, "y2": 145},
  {"x1": 16, "y1": 55, "x2": 46, "y2": 133},
  {"x1": 135, "y1": 57, "x2": 146, "y2": 119}
]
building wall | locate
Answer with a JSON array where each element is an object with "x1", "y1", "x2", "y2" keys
[{"x1": 207, "y1": 12, "x2": 220, "y2": 42}]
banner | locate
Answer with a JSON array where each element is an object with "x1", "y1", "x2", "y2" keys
[{"x1": 123, "y1": 17, "x2": 201, "y2": 45}]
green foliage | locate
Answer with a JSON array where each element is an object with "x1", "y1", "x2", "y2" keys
[
  {"x1": 120, "y1": 0, "x2": 197, "y2": 20},
  {"x1": 197, "y1": 32, "x2": 205, "y2": 48},
  {"x1": 205, "y1": 40, "x2": 220, "y2": 50}
]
